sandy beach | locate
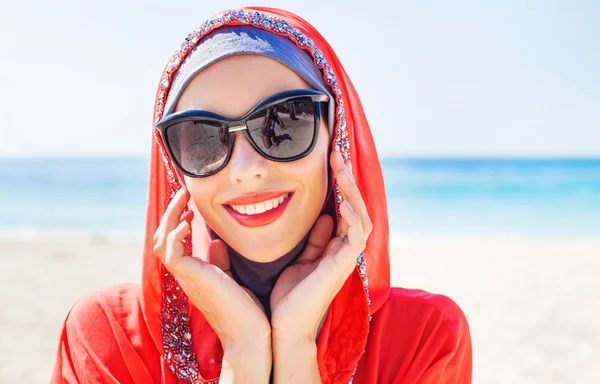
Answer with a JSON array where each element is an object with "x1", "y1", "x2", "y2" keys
[{"x1": 1, "y1": 236, "x2": 599, "y2": 383}]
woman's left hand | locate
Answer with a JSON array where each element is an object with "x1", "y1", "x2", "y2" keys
[{"x1": 270, "y1": 149, "x2": 373, "y2": 342}]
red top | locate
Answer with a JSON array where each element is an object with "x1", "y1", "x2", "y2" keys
[
  {"x1": 53, "y1": 285, "x2": 470, "y2": 383},
  {"x1": 52, "y1": 7, "x2": 472, "y2": 383}
]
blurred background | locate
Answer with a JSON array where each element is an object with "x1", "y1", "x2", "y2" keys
[{"x1": 1, "y1": 0, "x2": 599, "y2": 383}]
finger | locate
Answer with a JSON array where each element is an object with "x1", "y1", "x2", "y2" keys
[
  {"x1": 180, "y1": 209, "x2": 194, "y2": 225},
  {"x1": 301, "y1": 203, "x2": 364, "y2": 308},
  {"x1": 153, "y1": 188, "x2": 191, "y2": 255},
  {"x1": 207, "y1": 239, "x2": 234, "y2": 279},
  {"x1": 316, "y1": 202, "x2": 364, "y2": 281},
  {"x1": 331, "y1": 150, "x2": 372, "y2": 237},
  {"x1": 340, "y1": 200, "x2": 366, "y2": 253},
  {"x1": 345, "y1": 158, "x2": 354, "y2": 180},
  {"x1": 331, "y1": 152, "x2": 349, "y2": 236},
  {"x1": 161, "y1": 187, "x2": 191, "y2": 233},
  {"x1": 296, "y1": 214, "x2": 334, "y2": 263},
  {"x1": 330, "y1": 150, "x2": 346, "y2": 196},
  {"x1": 162, "y1": 220, "x2": 190, "y2": 268},
  {"x1": 330, "y1": 150, "x2": 349, "y2": 195},
  {"x1": 336, "y1": 205, "x2": 349, "y2": 237},
  {"x1": 173, "y1": 219, "x2": 191, "y2": 242}
]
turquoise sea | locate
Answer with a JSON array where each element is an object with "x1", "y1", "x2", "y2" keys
[{"x1": 1, "y1": 157, "x2": 599, "y2": 239}]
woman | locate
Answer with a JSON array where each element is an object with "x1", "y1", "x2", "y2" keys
[{"x1": 52, "y1": 7, "x2": 472, "y2": 384}]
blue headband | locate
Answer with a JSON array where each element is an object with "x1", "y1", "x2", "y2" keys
[{"x1": 163, "y1": 26, "x2": 335, "y2": 133}]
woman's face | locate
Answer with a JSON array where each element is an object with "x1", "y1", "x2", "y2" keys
[{"x1": 175, "y1": 55, "x2": 330, "y2": 262}]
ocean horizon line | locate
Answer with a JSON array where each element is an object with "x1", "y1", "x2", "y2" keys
[{"x1": 2, "y1": 155, "x2": 599, "y2": 238}]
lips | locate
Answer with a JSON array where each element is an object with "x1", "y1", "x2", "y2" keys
[
  {"x1": 225, "y1": 191, "x2": 292, "y2": 205},
  {"x1": 224, "y1": 191, "x2": 293, "y2": 227}
]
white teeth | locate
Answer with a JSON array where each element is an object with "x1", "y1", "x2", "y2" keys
[
  {"x1": 255, "y1": 202, "x2": 266, "y2": 214},
  {"x1": 229, "y1": 194, "x2": 289, "y2": 215}
]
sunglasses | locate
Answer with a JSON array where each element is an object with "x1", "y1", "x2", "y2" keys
[{"x1": 156, "y1": 89, "x2": 329, "y2": 178}]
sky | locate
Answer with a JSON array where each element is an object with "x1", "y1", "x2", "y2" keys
[{"x1": 1, "y1": 0, "x2": 599, "y2": 157}]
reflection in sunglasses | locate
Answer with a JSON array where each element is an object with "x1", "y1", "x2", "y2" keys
[
  {"x1": 218, "y1": 123, "x2": 230, "y2": 146},
  {"x1": 157, "y1": 90, "x2": 326, "y2": 177},
  {"x1": 262, "y1": 107, "x2": 293, "y2": 149}
]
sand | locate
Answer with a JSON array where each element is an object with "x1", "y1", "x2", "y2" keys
[{"x1": 1, "y1": 236, "x2": 599, "y2": 383}]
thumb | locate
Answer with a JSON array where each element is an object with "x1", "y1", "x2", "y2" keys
[
  {"x1": 296, "y1": 214, "x2": 333, "y2": 263},
  {"x1": 207, "y1": 239, "x2": 233, "y2": 278}
]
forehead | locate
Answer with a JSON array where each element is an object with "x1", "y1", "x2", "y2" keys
[{"x1": 174, "y1": 54, "x2": 311, "y2": 118}]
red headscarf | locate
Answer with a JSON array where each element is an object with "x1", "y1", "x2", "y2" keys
[
  {"x1": 53, "y1": 7, "x2": 471, "y2": 384},
  {"x1": 144, "y1": 7, "x2": 389, "y2": 382}
]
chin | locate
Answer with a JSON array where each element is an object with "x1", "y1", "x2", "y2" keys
[
  {"x1": 232, "y1": 224, "x2": 308, "y2": 262},
  {"x1": 206, "y1": 192, "x2": 321, "y2": 261}
]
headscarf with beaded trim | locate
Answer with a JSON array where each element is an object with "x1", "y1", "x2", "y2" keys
[
  {"x1": 52, "y1": 6, "x2": 473, "y2": 384},
  {"x1": 142, "y1": 8, "x2": 389, "y2": 382}
]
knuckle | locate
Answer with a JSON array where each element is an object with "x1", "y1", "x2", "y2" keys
[
  {"x1": 366, "y1": 220, "x2": 374, "y2": 235},
  {"x1": 345, "y1": 185, "x2": 358, "y2": 199},
  {"x1": 166, "y1": 231, "x2": 178, "y2": 243},
  {"x1": 345, "y1": 169, "x2": 357, "y2": 186},
  {"x1": 351, "y1": 209, "x2": 362, "y2": 223},
  {"x1": 152, "y1": 240, "x2": 164, "y2": 255},
  {"x1": 339, "y1": 170, "x2": 351, "y2": 184},
  {"x1": 164, "y1": 248, "x2": 178, "y2": 268},
  {"x1": 347, "y1": 177, "x2": 359, "y2": 192},
  {"x1": 355, "y1": 239, "x2": 367, "y2": 251},
  {"x1": 164, "y1": 257, "x2": 175, "y2": 270}
]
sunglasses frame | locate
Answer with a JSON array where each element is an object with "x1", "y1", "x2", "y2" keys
[{"x1": 156, "y1": 89, "x2": 329, "y2": 178}]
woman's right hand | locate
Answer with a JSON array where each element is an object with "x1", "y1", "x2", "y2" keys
[{"x1": 152, "y1": 187, "x2": 271, "y2": 360}]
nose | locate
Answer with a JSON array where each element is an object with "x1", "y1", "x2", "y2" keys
[{"x1": 227, "y1": 132, "x2": 269, "y2": 184}]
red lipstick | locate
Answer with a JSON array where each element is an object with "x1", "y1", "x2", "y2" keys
[
  {"x1": 225, "y1": 191, "x2": 291, "y2": 205},
  {"x1": 224, "y1": 191, "x2": 293, "y2": 228}
]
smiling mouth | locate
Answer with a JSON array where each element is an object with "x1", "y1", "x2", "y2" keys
[
  {"x1": 224, "y1": 191, "x2": 294, "y2": 228},
  {"x1": 227, "y1": 193, "x2": 291, "y2": 215}
]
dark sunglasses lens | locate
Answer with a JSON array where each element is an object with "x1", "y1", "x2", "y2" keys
[
  {"x1": 246, "y1": 98, "x2": 316, "y2": 159},
  {"x1": 165, "y1": 120, "x2": 230, "y2": 175}
]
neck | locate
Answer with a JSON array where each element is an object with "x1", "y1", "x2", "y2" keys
[{"x1": 209, "y1": 228, "x2": 308, "y2": 317}]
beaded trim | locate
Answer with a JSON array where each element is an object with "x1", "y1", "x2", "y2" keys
[{"x1": 152, "y1": 9, "x2": 371, "y2": 383}]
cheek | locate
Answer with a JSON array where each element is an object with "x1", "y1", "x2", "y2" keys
[
  {"x1": 183, "y1": 176, "x2": 220, "y2": 218},
  {"x1": 283, "y1": 125, "x2": 330, "y2": 202},
  {"x1": 288, "y1": 158, "x2": 327, "y2": 190}
]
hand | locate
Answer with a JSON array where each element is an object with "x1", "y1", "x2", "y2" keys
[
  {"x1": 152, "y1": 187, "x2": 271, "y2": 350},
  {"x1": 270, "y1": 150, "x2": 373, "y2": 341}
]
